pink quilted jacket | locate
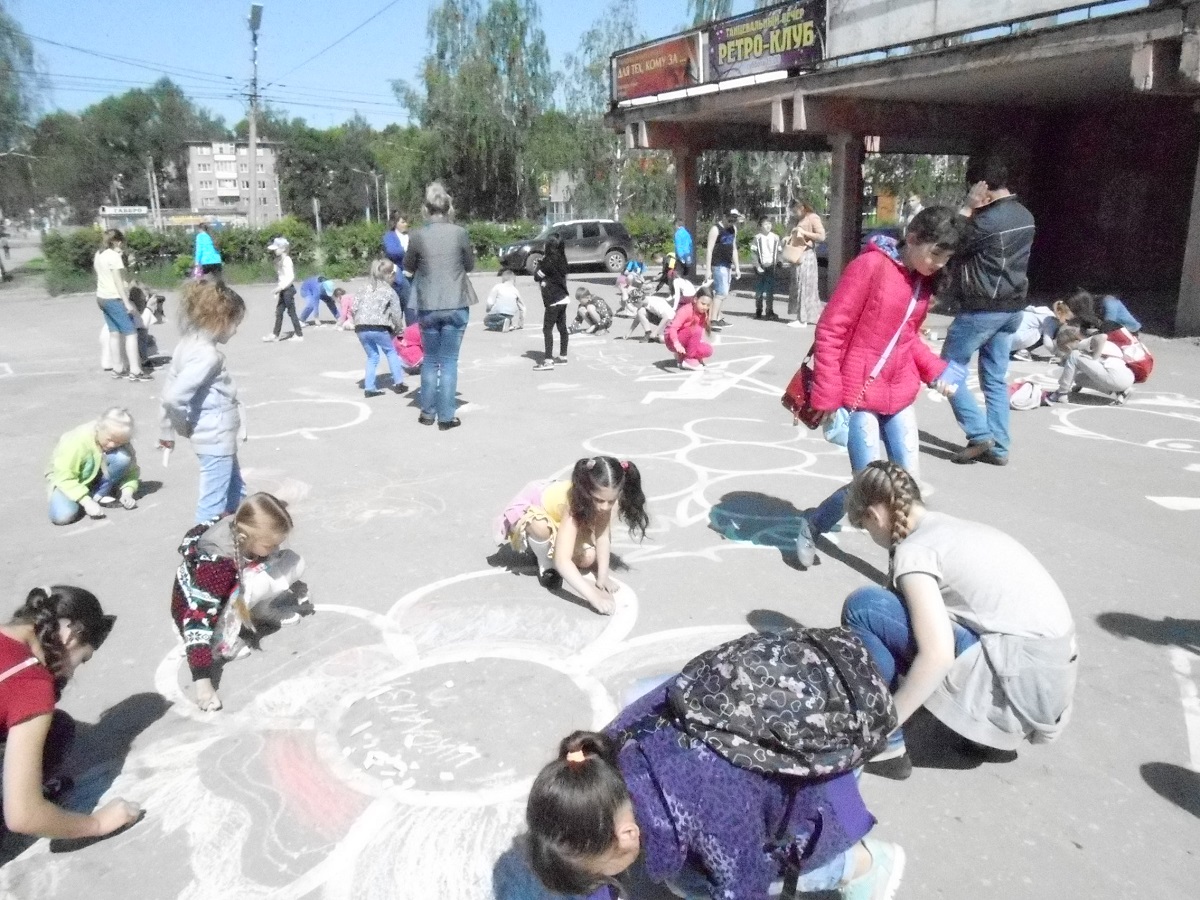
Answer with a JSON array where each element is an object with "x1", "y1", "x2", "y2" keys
[{"x1": 809, "y1": 240, "x2": 947, "y2": 415}]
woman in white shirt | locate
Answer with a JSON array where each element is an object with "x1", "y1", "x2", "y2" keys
[{"x1": 93, "y1": 230, "x2": 149, "y2": 381}]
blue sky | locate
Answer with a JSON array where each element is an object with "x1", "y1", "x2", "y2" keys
[{"x1": 10, "y1": 0, "x2": 749, "y2": 129}]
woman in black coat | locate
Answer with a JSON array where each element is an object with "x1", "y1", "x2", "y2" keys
[{"x1": 533, "y1": 233, "x2": 570, "y2": 371}]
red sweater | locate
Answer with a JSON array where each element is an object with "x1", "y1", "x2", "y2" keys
[{"x1": 810, "y1": 241, "x2": 946, "y2": 415}]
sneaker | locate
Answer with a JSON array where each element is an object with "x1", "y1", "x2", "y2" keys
[
  {"x1": 128, "y1": 371, "x2": 153, "y2": 382},
  {"x1": 1114, "y1": 389, "x2": 1132, "y2": 406},
  {"x1": 554, "y1": 356, "x2": 569, "y2": 364},
  {"x1": 364, "y1": 389, "x2": 386, "y2": 398},
  {"x1": 532, "y1": 360, "x2": 554, "y2": 371},
  {"x1": 951, "y1": 438, "x2": 995, "y2": 464},
  {"x1": 1046, "y1": 391, "x2": 1070, "y2": 404},
  {"x1": 681, "y1": 359, "x2": 702, "y2": 370},
  {"x1": 438, "y1": 417, "x2": 462, "y2": 431},
  {"x1": 391, "y1": 383, "x2": 409, "y2": 395},
  {"x1": 710, "y1": 321, "x2": 725, "y2": 331},
  {"x1": 863, "y1": 742, "x2": 913, "y2": 780},
  {"x1": 110, "y1": 369, "x2": 128, "y2": 379},
  {"x1": 1010, "y1": 348, "x2": 1032, "y2": 362},
  {"x1": 839, "y1": 839, "x2": 906, "y2": 900},
  {"x1": 787, "y1": 320, "x2": 808, "y2": 328},
  {"x1": 713, "y1": 318, "x2": 729, "y2": 327},
  {"x1": 977, "y1": 449, "x2": 1009, "y2": 467},
  {"x1": 418, "y1": 413, "x2": 436, "y2": 426},
  {"x1": 96, "y1": 495, "x2": 119, "y2": 508},
  {"x1": 262, "y1": 334, "x2": 278, "y2": 342},
  {"x1": 216, "y1": 639, "x2": 251, "y2": 661},
  {"x1": 765, "y1": 312, "x2": 781, "y2": 321},
  {"x1": 290, "y1": 335, "x2": 304, "y2": 342},
  {"x1": 538, "y1": 569, "x2": 563, "y2": 590},
  {"x1": 302, "y1": 319, "x2": 318, "y2": 327},
  {"x1": 795, "y1": 516, "x2": 817, "y2": 568}
]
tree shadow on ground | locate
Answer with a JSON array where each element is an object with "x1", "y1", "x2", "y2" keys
[
  {"x1": 918, "y1": 429, "x2": 958, "y2": 462},
  {"x1": 1142, "y1": 762, "x2": 1200, "y2": 820},
  {"x1": 0, "y1": 691, "x2": 170, "y2": 861},
  {"x1": 1095, "y1": 613, "x2": 1200, "y2": 656}
]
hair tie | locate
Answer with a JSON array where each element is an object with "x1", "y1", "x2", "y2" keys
[
  {"x1": 620, "y1": 460, "x2": 629, "y2": 471},
  {"x1": 565, "y1": 749, "x2": 587, "y2": 765},
  {"x1": 586, "y1": 458, "x2": 597, "y2": 470}
]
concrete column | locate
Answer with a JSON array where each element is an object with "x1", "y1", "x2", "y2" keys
[
  {"x1": 1177, "y1": 146, "x2": 1200, "y2": 335},
  {"x1": 827, "y1": 133, "x2": 864, "y2": 287},
  {"x1": 673, "y1": 146, "x2": 699, "y2": 243}
]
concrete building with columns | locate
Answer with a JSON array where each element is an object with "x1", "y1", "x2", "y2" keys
[{"x1": 606, "y1": 0, "x2": 1200, "y2": 334}]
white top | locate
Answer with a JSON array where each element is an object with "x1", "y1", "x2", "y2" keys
[
  {"x1": 893, "y1": 511, "x2": 1073, "y2": 638},
  {"x1": 752, "y1": 232, "x2": 780, "y2": 268},
  {"x1": 486, "y1": 282, "x2": 524, "y2": 317},
  {"x1": 94, "y1": 248, "x2": 125, "y2": 300},
  {"x1": 274, "y1": 254, "x2": 295, "y2": 292},
  {"x1": 672, "y1": 278, "x2": 698, "y2": 310}
]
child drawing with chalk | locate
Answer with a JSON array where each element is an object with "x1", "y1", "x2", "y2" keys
[
  {"x1": 159, "y1": 278, "x2": 247, "y2": 524},
  {"x1": 496, "y1": 457, "x2": 648, "y2": 615},
  {"x1": 170, "y1": 492, "x2": 309, "y2": 712}
]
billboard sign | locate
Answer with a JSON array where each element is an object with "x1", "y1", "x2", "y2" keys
[
  {"x1": 709, "y1": 0, "x2": 826, "y2": 81},
  {"x1": 613, "y1": 33, "x2": 701, "y2": 102}
]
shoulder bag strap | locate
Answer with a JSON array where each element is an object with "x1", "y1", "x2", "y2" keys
[
  {"x1": 848, "y1": 277, "x2": 922, "y2": 411},
  {"x1": 0, "y1": 657, "x2": 40, "y2": 683}
]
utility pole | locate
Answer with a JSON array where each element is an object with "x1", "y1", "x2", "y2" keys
[
  {"x1": 248, "y1": 4, "x2": 263, "y2": 229},
  {"x1": 385, "y1": 180, "x2": 391, "y2": 224}
]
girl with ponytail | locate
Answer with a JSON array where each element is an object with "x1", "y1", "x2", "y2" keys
[
  {"x1": 496, "y1": 457, "x2": 648, "y2": 615},
  {"x1": 170, "y1": 492, "x2": 307, "y2": 711},
  {"x1": 527, "y1": 690, "x2": 901, "y2": 898},
  {"x1": 0, "y1": 586, "x2": 141, "y2": 838},
  {"x1": 842, "y1": 461, "x2": 1078, "y2": 779}
]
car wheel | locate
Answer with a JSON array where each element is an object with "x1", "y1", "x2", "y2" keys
[
  {"x1": 525, "y1": 252, "x2": 543, "y2": 276},
  {"x1": 604, "y1": 248, "x2": 627, "y2": 273}
]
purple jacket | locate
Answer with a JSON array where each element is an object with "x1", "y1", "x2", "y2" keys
[{"x1": 603, "y1": 685, "x2": 874, "y2": 900}]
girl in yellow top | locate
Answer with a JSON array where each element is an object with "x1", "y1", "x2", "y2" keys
[
  {"x1": 45, "y1": 408, "x2": 139, "y2": 525},
  {"x1": 497, "y1": 457, "x2": 648, "y2": 615}
]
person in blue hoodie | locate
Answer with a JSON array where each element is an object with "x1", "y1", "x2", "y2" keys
[
  {"x1": 298, "y1": 274, "x2": 338, "y2": 326},
  {"x1": 159, "y1": 279, "x2": 248, "y2": 523},
  {"x1": 193, "y1": 224, "x2": 223, "y2": 277},
  {"x1": 382, "y1": 211, "x2": 415, "y2": 324},
  {"x1": 673, "y1": 217, "x2": 694, "y2": 279}
]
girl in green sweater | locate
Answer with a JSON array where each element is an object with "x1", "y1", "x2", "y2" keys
[{"x1": 45, "y1": 408, "x2": 139, "y2": 525}]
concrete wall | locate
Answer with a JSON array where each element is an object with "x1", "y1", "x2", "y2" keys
[
  {"x1": 827, "y1": 0, "x2": 1100, "y2": 57},
  {"x1": 1023, "y1": 96, "x2": 1198, "y2": 329}
]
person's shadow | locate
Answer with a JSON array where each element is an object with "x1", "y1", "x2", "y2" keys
[
  {"x1": 917, "y1": 429, "x2": 958, "y2": 462},
  {"x1": 1142, "y1": 762, "x2": 1200, "y2": 820},
  {"x1": 1095, "y1": 613, "x2": 1200, "y2": 656}
]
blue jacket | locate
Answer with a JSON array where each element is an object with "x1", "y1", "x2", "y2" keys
[
  {"x1": 674, "y1": 225, "x2": 693, "y2": 263},
  {"x1": 194, "y1": 231, "x2": 221, "y2": 266}
]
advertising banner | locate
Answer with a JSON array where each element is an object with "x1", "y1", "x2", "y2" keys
[
  {"x1": 709, "y1": 0, "x2": 826, "y2": 81},
  {"x1": 613, "y1": 34, "x2": 701, "y2": 102}
]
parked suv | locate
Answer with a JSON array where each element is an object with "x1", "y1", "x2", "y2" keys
[{"x1": 499, "y1": 219, "x2": 633, "y2": 275}]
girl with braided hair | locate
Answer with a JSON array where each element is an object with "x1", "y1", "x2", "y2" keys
[
  {"x1": 496, "y1": 457, "x2": 648, "y2": 615},
  {"x1": 0, "y1": 586, "x2": 141, "y2": 838},
  {"x1": 525, "y1": 716, "x2": 902, "y2": 899},
  {"x1": 840, "y1": 461, "x2": 1078, "y2": 780},
  {"x1": 170, "y1": 492, "x2": 307, "y2": 712}
]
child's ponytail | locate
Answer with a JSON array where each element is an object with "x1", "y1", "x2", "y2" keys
[
  {"x1": 615, "y1": 461, "x2": 648, "y2": 540},
  {"x1": 526, "y1": 730, "x2": 629, "y2": 895},
  {"x1": 569, "y1": 457, "x2": 649, "y2": 540},
  {"x1": 10, "y1": 585, "x2": 114, "y2": 694}
]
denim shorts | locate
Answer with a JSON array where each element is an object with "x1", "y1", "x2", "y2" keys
[
  {"x1": 98, "y1": 298, "x2": 137, "y2": 335},
  {"x1": 712, "y1": 265, "x2": 731, "y2": 297}
]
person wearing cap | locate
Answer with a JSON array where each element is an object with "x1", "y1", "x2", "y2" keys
[
  {"x1": 298, "y1": 274, "x2": 339, "y2": 326},
  {"x1": 704, "y1": 210, "x2": 742, "y2": 329},
  {"x1": 263, "y1": 237, "x2": 302, "y2": 342}
]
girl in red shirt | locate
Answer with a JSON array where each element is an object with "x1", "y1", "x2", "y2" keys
[{"x1": 0, "y1": 585, "x2": 140, "y2": 839}]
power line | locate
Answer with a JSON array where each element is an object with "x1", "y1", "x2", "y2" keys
[
  {"x1": 25, "y1": 33, "x2": 236, "y2": 87},
  {"x1": 262, "y1": 0, "x2": 404, "y2": 88}
]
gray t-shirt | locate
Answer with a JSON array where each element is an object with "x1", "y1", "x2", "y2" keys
[{"x1": 892, "y1": 511, "x2": 1073, "y2": 639}]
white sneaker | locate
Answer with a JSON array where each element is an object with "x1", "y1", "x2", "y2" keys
[
  {"x1": 787, "y1": 320, "x2": 808, "y2": 328},
  {"x1": 261, "y1": 334, "x2": 278, "y2": 342},
  {"x1": 290, "y1": 335, "x2": 304, "y2": 342}
]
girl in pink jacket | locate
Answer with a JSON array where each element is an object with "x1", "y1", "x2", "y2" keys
[
  {"x1": 665, "y1": 287, "x2": 714, "y2": 370},
  {"x1": 795, "y1": 207, "x2": 966, "y2": 569}
]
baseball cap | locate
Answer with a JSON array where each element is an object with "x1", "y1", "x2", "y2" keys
[
  {"x1": 267, "y1": 236, "x2": 290, "y2": 252},
  {"x1": 728, "y1": 208, "x2": 743, "y2": 220}
]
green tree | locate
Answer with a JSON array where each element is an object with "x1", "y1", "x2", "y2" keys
[
  {"x1": 0, "y1": 0, "x2": 37, "y2": 152},
  {"x1": 688, "y1": 0, "x2": 733, "y2": 25},
  {"x1": 398, "y1": 0, "x2": 553, "y2": 219}
]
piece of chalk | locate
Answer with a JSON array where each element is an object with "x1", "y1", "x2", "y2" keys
[
  {"x1": 403, "y1": 734, "x2": 415, "y2": 749},
  {"x1": 350, "y1": 721, "x2": 371, "y2": 736},
  {"x1": 439, "y1": 772, "x2": 454, "y2": 781}
]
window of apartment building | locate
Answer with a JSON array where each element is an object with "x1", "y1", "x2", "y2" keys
[
  {"x1": 238, "y1": 147, "x2": 247, "y2": 156},
  {"x1": 256, "y1": 148, "x2": 265, "y2": 156},
  {"x1": 202, "y1": 197, "x2": 214, "y2": 207},
  {"x1": 241, "y1": 180, "x2": 250, "y2": 189},
  {"x1": 239, "y1": 163, "x2": 248, "y2": 172},
  {"x1": 199, "y1": 180, "x2": 213, "y2": 189},
  {"x1": 216, "y1": 161, "x2": 235, "y2": 173},
  {"x1": 256, "y1": 163, "x2": 264, "y2": 173},
  {"x1": 258, "y1": 180, "x2": 267, "y2": 189},
  {"x1": 219, "y1": 180, "x2": 236, "y2": 189},
  {"x1": 198, "y1": 146, "x2": 211, "y2": 155},
  {"x1": 197, "y1": 162, "x2": 212, "y2": 173}
]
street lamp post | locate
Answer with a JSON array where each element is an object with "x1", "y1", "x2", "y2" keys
[
  {"x1": 248, "y1": 4, "x2": 263, "y2": 229},
  {"x1": 350, "y1": 168, "x2": 382, "y2": 223}
]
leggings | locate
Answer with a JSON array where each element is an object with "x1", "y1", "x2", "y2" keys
[
  {"x1": 543, "y1": 304, "x2": 568, "y2": 358},
  {"x1": 273, "y1": 285, "x2": 302, "y2": 337}
]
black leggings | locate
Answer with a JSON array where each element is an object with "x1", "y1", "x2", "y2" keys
[
  {"x1": 543, "y1": 304, "x2": 568, "y2": 359},
  {"x1": 273, "y1": 285, "x2": 302, "y2": 336}
]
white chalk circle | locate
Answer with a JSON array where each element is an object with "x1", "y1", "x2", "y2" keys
[{"x1": 245, "y1": 398, "x2": 371, "y2": 440}]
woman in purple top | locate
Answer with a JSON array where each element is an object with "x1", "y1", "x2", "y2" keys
[{"x1": 526, "y1": 683, "x2": 904, "y2": 900}]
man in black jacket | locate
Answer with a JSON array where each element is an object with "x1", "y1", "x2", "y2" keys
[{"x1": 940, "y1": 156, "x2": 1036, "y2": 466}]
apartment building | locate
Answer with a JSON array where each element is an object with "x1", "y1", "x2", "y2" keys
[{"x1": 185, "y1": 140, "x2": 283, "y2": 226}]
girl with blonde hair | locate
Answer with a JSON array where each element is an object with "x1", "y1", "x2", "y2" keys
[{"x1": 45, "y1": 408, "x2": 139, "y2": 525}]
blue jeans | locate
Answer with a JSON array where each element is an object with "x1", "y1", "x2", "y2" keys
[
  {"x1": 392, "y1": 277, "x2": 417, "y2": 327},
  {"x1": 807, "y1": 406, "x2": 919, "y2": 536},
  {"x1": 300, "y1": 289, "x2": 338, "y2": 322},
  {"x1": 712, "y1": 265, "x2": 731, "y2": 297},
  {"x1": 357, "y1": 329, "x2": 405, "y2": 391},
  {"x1": 418, "y1": 307, "x2": 469, "y2": 422},
  {"x1": 941, "y1": 310, "x2": 1022, "y2": 457},
  {"x1": 196, "y1": 453, "x2": 245, "y2": 523},
  {"x1": 842, "y1": 585, "x2": 979, "y2": 743},
  {"x1": 48, "y1": 448, "x2": 133, "y2": 525},
  {"x1": 1101, "y1": 295, "x2": 1142, "y2": 333}
]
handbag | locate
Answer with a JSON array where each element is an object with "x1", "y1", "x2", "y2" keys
[{"x1": 780, "y1": 235, "x2": 807, "y2": 265}]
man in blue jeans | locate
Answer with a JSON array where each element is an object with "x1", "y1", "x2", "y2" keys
[{"x1": 940, "y1": 156, "x2": 1036, "y2": 466}]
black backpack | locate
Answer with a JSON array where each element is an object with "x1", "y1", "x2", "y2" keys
[{"x1": 662, "y1": 626, "x2": 897, "y2": 778}]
